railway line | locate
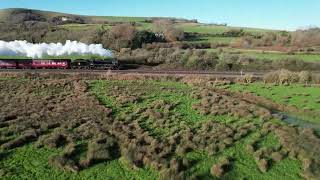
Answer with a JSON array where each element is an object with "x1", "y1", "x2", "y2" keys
[{"x1": 0, "y1": 69, "x2": 266, "y2": 78}]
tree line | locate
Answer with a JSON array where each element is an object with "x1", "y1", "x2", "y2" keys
[{"x1": 0, "y1": 19, "x2": 185, "y2": 51}]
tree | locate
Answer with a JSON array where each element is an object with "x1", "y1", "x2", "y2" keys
[
  {"x1": 110, "y1": 23, "x2": 136, "y2": 41},
  {"x1": 153, "y1": 19, "x2": 184, "y2": 42},
  {"x1": 102, "y1": 23, "x2": 137, "y2": 50},
  {"x1": 132, "y1": 30, "x2": 157, "y2": 49},
  {"x1": 291, "y1": 28, "x2": 320, "y2": 47}
]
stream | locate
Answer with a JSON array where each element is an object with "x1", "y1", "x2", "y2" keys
[{"x1": 273, "y1": 112, "x2": 320, "y2": 133}]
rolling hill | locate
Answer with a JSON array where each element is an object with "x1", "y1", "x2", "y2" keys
[{"x1": 0, "y1": 8, "x2": 277, "y2": 35}]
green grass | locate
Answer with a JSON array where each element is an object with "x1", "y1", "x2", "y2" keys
[
  {"x1": 58, "y1": 24, "x2": 112, "y2": 31},
  {"x1": 0, "y1": 79, "x2": 305, "y2": 179},
  {"x1": 88, "y1": 80, "x2": 303, "y2": 179},
  {"x1": 245, "y1": 52, "x2": 320, "y2": 62},
  {"x1": 178, "y1": 23, "x2": 276, "y2": 35},
  {"x1": 184, "y1": 36, "x2": 237, "y2": 44},
  {"x1": 0, "y1": 145, "x2": 157, "y2": 180},
  {"x1": 257, "y1": 133, "x2": 280, "y2": 149},
  {"x1": 184, "y1": 133, "x2": 301, "y2": 180},
  {"x1": 90, "y1": 16, "x2": 148, "y2": 23},
  {"x1": 223, "y1": 83, "x2": 320, "y2": 123},
  {"x1": 206, "y1": 48, "x2": 320, "y2": 62}
]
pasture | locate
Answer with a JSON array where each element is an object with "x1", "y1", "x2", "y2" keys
[{"x1": 1, "y1": 75, "x2": 319, "y2": 179}]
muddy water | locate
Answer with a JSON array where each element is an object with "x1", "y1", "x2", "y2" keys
[{"x1": 274, "y1": 112, "x2": 320, "y2": 133}]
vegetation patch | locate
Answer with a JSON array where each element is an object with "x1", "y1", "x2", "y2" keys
[
  {"x1": 1, "y1": 77, "x2": 318, "y2": 179},
  {"x1": 222, "y1": 82, "x2": 320, "y2": 123}
]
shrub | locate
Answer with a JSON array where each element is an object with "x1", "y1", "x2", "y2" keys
[
  {"x1": 159, "y1": 168, "x2": 185, "y2": 180},
  {"x1": 210, "y1": 157, "x2": 231, "y2": 177},
  {"x1": 298, "y1": 71, "x2": 312, "y2": 84},
  {"x1": 271, "y1": 152, "x2": 283, "y2": 162},
  {"x1": 244, "y1": 73, "x2": 254, "y2": 83},
  {"x1": 263, "y1": 70, "x2": 319, "y2": 84},
  {"x1": 153, "y1": 19, "x2": 185, "y2": 42},
  {"x1": 62, "y1": 143, "x2": 76, "y2": 157},
  {"x1": 257, "y1": 158, "x2": 269, "y2": 173},
  {"x1": 291, "y1": 28, "x2": 320, "y2": 47},
  {"x1": 1, "y1": 129, "x2": 39, "y2": 150},
  {"x1": 278, "y1": 69, "x2": 297, "y2": 84},
  {"x1": 246, "y1": 144, "x2": 255, "y2": 153},
  {"x1": 210, "y1": 164, "x2": 224, "y2": 178},
  {"x1": 48, "y1": 155, "x2": 79, "y2": 173},
  {"x1": 37, "y1": 132, "x2": 70, "y2": 148}
]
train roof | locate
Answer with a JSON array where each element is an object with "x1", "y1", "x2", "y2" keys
[{"x1": 0, "y1": 58, "x2": 71, "y2": 60}]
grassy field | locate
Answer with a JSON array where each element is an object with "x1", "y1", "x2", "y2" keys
[
  {"x1": 241, "y1": 52, "x2": 320, "y2": 62},
  {"x1": 2, "y1": 77, "x2": 319, "y2": 179},
  {"x1": 184, "y1": 36, "x2": 236, "y2": 44},
  {"x1": 177, "y1": 23, "x2": 276, "y2": 35},
  {"x1": 58, "y1": 24, "x2": 112, "y2": 31},
  {"x1": 206, "y1": 48, "x2": 320, "y2": 62},
  {"x1": 222, "y1": 83, "x2": 320, "y2": 124},
  {"x1": 90, "y1": 16, "x2": 148, "y2": 23}
]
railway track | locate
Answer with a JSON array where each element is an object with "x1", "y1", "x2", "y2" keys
[{"x1": 0, "y1": 69, "x2": 266, "y2": 78}]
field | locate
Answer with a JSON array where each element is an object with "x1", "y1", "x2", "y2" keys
[
  {"x1": 235, "y1": 52, "x2": 320, "y2": 62},
  {"x1": 206, "y1": 48, "x2": 320, "y2": 62},
  {"x1": 178, "y1": 23, "x2": 276, "y2": 35},
  {"x1": 3, "y1": 8, "x2": 320, "y2": 68},
  {"x1": 219, "y1": 83, "x2": 320, "y2": 125},
  {"x1": 1, "y1": 75, "x2": 319, "y2": 179}
]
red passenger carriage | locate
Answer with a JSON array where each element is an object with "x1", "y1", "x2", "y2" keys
[
  {"x1": 0, "y1": 60, "x2": 17, "y2": 68},
  {"x1": 32, "y1": 59, "x2": 70, "y2": 69}
]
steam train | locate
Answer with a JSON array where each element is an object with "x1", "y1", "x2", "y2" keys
[{"x1": 0, "y1": 59, "x2": 119, "y2": 70}]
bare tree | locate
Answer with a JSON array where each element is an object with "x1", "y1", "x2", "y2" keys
[
  {"x1": 153, "y1": 19, "x2": 184, "y2": 42},
  {"x1": 110, "y1": 23, "x2": 136, "y2": 41},
  {"x1": 291, "y1": 28, "x2": 320, "y2": 47}
]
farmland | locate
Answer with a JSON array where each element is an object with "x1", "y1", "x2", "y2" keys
[
  {"x1": 2, "y1": 8, "x2": 320, "y2": 71},
  {"x1": 0, "y1": 7, "x2": 320, "y2": 180},
  {"x1": 206, "y1": 49, "x2": 320, "y2": 62},
  {"x1": 219, "y1": 83, "x2": 320, "y2": 126},
  {"x1": 0, "y1": 74, "x2": 319, "y2": 179}
]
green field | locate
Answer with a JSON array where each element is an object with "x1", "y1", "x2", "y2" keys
[
  {"x1": 247, "y1": 53, "x2": 320, "y2": 62},
  {"x1": 205, "y1": 48, "x2": 320, "y2": 62},
  {"x1": 178, "y1": 23, "x2": 277, "y2": 35},
  {"x1": 221, "y1": 83, "x2": 320, "y2": 123},
  {"x1": 2, "y1": 77, "x2": 320, "y2": 179}
]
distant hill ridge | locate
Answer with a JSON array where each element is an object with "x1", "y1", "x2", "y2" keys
[{"x1": 0, "y1": 8, "x2": 196, "y2": 25}]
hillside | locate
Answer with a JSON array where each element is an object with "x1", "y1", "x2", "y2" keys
[
  {"x1": 1, "y1": 8, "x2": 320, "y2": 69},
  {"x1": 0, "y1": 8, "x2": 276, "y2": 34},
  {"x1": 0, "y1": 8, "x2": 194, "y2": 25}
]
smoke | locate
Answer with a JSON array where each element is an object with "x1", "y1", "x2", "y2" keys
[{"x1": 0, "y1": 40, "x2": 113, "y2": 58}]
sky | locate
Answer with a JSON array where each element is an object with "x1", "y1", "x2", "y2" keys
[{"x1": 0, "y1": 0, "x2": 319, "y2": 30}]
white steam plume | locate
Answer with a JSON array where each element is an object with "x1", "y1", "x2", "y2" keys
[{"x1": 0, "y1": 40, "x2": 113, "y2": 58}]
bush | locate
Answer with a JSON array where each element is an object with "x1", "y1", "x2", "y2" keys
[
  {"x1": 292, "y1": 28, "x2": 320, "y2": 47},
  {"x1": 1, "y1": 129, "x2": 39, "y2": 150},
  {"x1": 298, "y1": 71, "x2": 312, "y2": 84},
  {"x1": 37, "y1": 132, "x2": 70, "y2": 148},
  {"x1": 159, "y1": 168, "x2": 185, "y2": 180},
  {"x1": 132, "y1": 30, "x2": 157, "y2": 49},
  {"x1": 271, "y1": 152, "x2": 283, "y2": 162},
  {"x1": 153, "y1": 19, "x2": 185, "y2": 42},
  {"x1": 48, "y1": 155, "x2": 79, "y2": 173},
  {"x1": 263, "y1": 70, "x2": 319, "y2": 84},
  {"x1": 257, "y1": 158, "x2": 269, "y2": 173},
  {"x1": 210, "y1": 157, "x2": 231, "y2": 177}
]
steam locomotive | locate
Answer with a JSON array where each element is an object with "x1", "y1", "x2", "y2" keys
[{"x1": 0, "y1": 59, "x2": 119, "y2": 70}]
